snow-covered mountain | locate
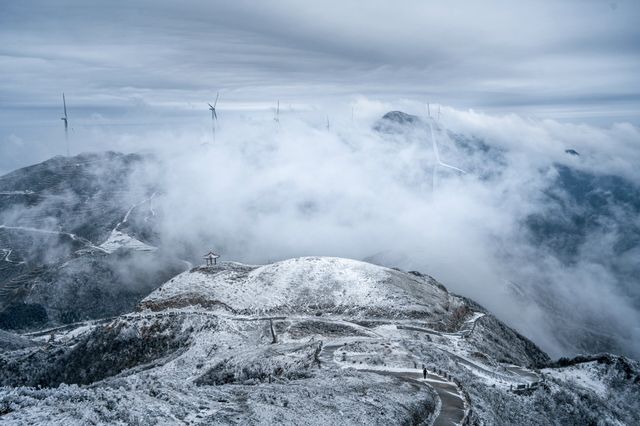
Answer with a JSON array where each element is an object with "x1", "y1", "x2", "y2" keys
[
  {"x1": 0, "y1": 152, "x2": 186, "y2": 330},
  {"x1": 1, "y1": 257, "x2": 638, "y2": 425}
]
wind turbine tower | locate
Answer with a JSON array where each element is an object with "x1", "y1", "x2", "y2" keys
[
  {"x1": 208, "y1": 92, "x2": 219, "y2": 144},
  {"x1": 60, "y1": 93, "x2": 70, "y2": 156},
  {"x1": 274, "y1": 100, "x2": 280, "y2": 127}
]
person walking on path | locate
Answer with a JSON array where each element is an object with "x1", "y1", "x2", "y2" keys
[{"x1": 423, "y1": 367, "x2": 427, "y2": 379}]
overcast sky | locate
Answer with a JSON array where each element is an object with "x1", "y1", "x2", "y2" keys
[{"x1": 1, "y1": 0, "x2": 639, "y2": 172}]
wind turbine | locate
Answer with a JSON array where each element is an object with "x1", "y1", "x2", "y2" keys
[
  {"x1": 208, "y1": 92, "x2": 219, "y2": 144},
  {"x1": 326, "y1": 115, "x2": 330, "y2": 132},
  {"x1": 273, "y1": 100, "x2": 280, "y2": 126},
  {"x1": 428, "y1": 105, "x2": 466, "y2": 190},
  {"x1": 61, "y1": 93, "x2": 69, "y2": 156}
]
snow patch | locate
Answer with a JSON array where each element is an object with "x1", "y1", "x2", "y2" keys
[{"x1": 99, "y1": 230, "x2": 157, "y2": 253}]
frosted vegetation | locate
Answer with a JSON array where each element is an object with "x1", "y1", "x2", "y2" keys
[
  {"x1": 1, "y1": 257, "x2": 638, "y2": 425},
  {"x1": 0, "y1": 130, "x2": 638, "y2": 423}
]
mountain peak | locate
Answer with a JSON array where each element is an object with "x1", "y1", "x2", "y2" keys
[{"x1": 141, "y1": 256, "x2": 451, "y2": 318}]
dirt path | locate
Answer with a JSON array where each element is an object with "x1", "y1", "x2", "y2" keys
[
  {"x1": 401, "y1": 312, "x2": 541, "y2": 387},
  {"x1": 503, "y1": 364, "x2": 540, "y2": 383},
  {"x1": 320, "y1": 343, "x2": 467, "y2": 426}
]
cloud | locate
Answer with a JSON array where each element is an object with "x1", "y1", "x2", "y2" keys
[
  {"x1": 104, "y1": 99, "x2": 639, "y2": 359},
  {"x1": 1, "y1": 1, "x2": 639, "y2": 156}
]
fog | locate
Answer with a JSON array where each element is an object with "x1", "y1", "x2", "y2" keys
[{"x1": 94, "y1": 99, "x2": 636, "y2": 359}]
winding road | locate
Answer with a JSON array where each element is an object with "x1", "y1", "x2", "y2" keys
[
  {"x1": 0, "y1": 224, "x2": 107, "y2": 253},
  {"x1": 319, "y1": 343, "x2": 467, "y2": 425},
  {"x1": 314, "y1": 310, "x2": 540, "y2": 425},
  {"x1": 401, "y1": 315, "x2": 542, "y2": 387}
]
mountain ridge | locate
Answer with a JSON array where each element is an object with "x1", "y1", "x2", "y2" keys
[{"x1": 1, "y1": 255, "x2": 638, "y2": 424}]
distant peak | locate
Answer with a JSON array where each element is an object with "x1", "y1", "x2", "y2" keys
[{"x1": 380, "y1": 111, "x2": 420, "y2": 125}]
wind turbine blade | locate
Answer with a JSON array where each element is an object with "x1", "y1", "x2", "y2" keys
[
  {"x1": 214, "y1": 92, "x2": 219, "y2": 108},
  {"x1": 430, "y1": 121, "x2": 466, "y2": 174},
  {"x1": 438, "y1": 162, "x2": 467, "y2": 174},
  {"x1": 213, "y1": 110, "x2": 217, "y2": 120},
  {"x1": 208, "y1": 103, "x2": 213, "y2": 109},
  {"x1": 62, "y1": 93, "x2": 67, "y2": 118}
]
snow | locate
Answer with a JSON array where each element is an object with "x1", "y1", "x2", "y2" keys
[
  {"x1": 29, "y1": 323, "x2": 97, "y2": 344},
  {"x1": 2, "y1": 310, "x2": 438, "y2": 425},
  {"x1": 99, "y1": 230, "x2": 157, "y2": 253},
  {"x1": 1, "y1": 255, "x2": 636, "y2": 425},
  {"x1": 543, "y1": 362, "x2": 608, "y2": 398},
  {"x1": 98, "y1": 193, "x2": 159, "y2": 253},
  {"x1": 0, "y1": 190, "x2": 35, "y2": 195},
  {"x1": 0, "y1": 224, "x2": 108, "y2": 253},
  {"x1": 465, "y1": 312, "x2": 485, "y2": 324},
  {"x1": 0, "y1": 249, "x2": 25, "y2": 265},
  {"x1": 141, "y1": 256, "x2": 449, "y2": 316},
  {"x1": 339, "y1": 362, "x2": 440, "y2": 377}
]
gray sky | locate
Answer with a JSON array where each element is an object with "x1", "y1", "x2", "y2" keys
[{"x1": 1, "y1": 0, "x2": 639, "y2": 171}]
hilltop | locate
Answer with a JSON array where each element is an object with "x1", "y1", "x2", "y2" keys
[{"x1": 142, "y1": 257, "x2": 451, "y2": 318}]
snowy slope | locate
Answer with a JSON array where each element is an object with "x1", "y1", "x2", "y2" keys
[
  {"x1": 141, "y1": 257, "x2": 451, "y2": 318},
  {"x1": 543, "y1": 361, "x2": 608, "y2": 397},
  {"x1": 99, "y1": 230, "x2": 157, "y2": 253},
  {"x1": 1, "y1": 256, "x2": 639, "y2": 425}
]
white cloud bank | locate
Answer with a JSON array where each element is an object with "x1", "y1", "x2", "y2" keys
[{"x1": 115, "y1": 99, "x2": 640, "y2": 359}]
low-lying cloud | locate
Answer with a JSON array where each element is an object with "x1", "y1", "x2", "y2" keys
[{"x1": 119, "y1": 100, "x2": 640, "y2": 359}]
